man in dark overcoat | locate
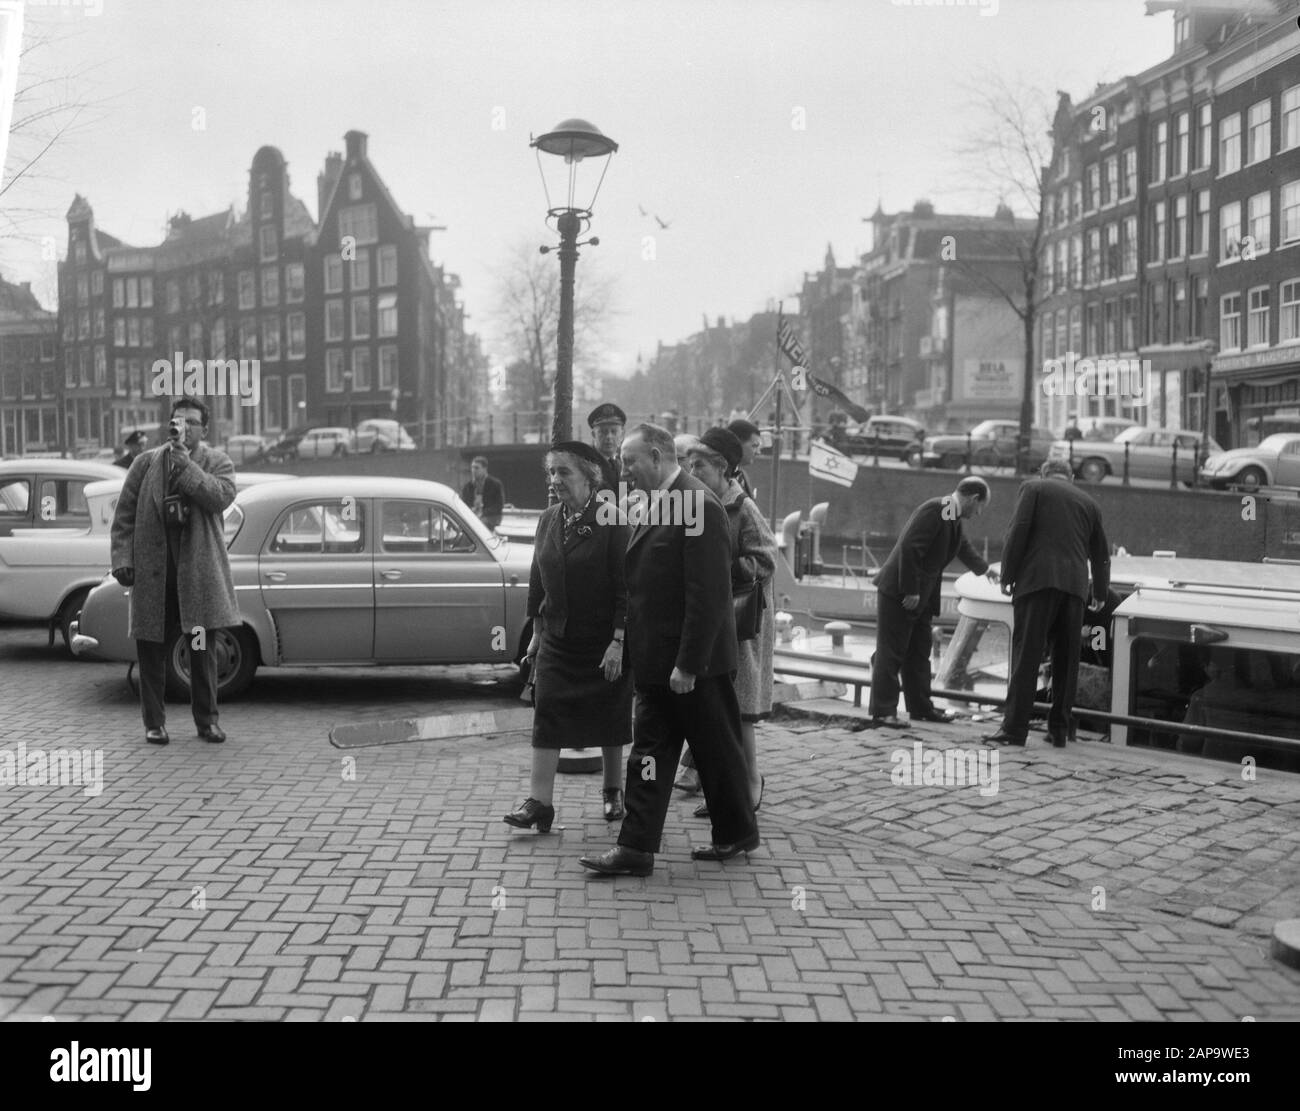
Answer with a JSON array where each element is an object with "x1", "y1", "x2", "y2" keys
[
  {"x1": 110, "y1": 398, "x2": 239, "y2": 745},
  {"x1": 985, "y1": 458, "x2": 1110, "y2": 748},
  {"x1": 579, "y1": 422, "x2": 759, "y2": 877}
]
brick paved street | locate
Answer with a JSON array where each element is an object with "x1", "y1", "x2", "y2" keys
[{"x1": 1, "y1": 626, "x2": 1298, "y2": 1021}]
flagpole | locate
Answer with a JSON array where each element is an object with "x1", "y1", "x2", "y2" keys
[{"x1": 770, "y1": 304, "x2": 782, "y2": 527}]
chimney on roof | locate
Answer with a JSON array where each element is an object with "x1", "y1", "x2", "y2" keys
[
  {"x1": 994, "y1": 202, "x2": 1015, "y2": 221},
  {"x1": 911, "y1": 199, "x2": 935, "y2": 219},
  {"x1": 318, "y1": 152, "x2": 343, "y2": 218},
  {"x1": 344, "y1": 130, "x2": 368, "y2": 160}
]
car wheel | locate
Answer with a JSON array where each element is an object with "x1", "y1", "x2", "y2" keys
[
  {"x1": 1233, "y1": 466, "x2": 1266, "y2": 493},
  {"x1": 973, "y1": 448, "x2": 1001, "y2": 474},
  {"x1": 1078, "y1": 458, "x2": 1107, "y2": 484},
  {"x1": 939, "y1": 451, "x2": 966, "y2": 470},
  {"x1": 58, "y1": 587, "x2": 91, "y2": 654},
  {"x1": 164, "y1": 626, "x2": 259, "y2": 702}
]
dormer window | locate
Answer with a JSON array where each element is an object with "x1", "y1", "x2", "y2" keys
[
  {"x1": 259, "y1": 191, "x2": 273, "y2": 220},
  {"x1": 348, "y1": 173, "x2": 363, "y2": 201},
  {"x1": 1174, "y1": 14, "x2": 1189, "y2": 50}
]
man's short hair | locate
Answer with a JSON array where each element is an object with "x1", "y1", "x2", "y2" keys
[
  {"x1": 728, "y1": 418, "x2": 760, "y2": 442},
  {"x1": 170, "y1": 397, "x2": 210, "y2": 426},
  {"x1": 956, "y1": 476, "x2": 991, "y2": 502},
  {"x1": 627, "y1": 422, "x2": 676, "y2": 460},
  {"x1": 471, "y1": 455, "x2": 489, "y2": 468},
  {"x1": 1040, "y1": 459, "x2": 1074, "y2": 480}
]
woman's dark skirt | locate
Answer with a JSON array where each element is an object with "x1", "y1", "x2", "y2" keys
[{"x1": 531, "y1": 633, "x2": 632, "y2": 750}]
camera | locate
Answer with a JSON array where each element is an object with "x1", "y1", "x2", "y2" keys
[{"x1": 169, "y1": 417, "x2": 185, "y2": 441}]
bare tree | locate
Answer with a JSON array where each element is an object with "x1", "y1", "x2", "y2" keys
[
  {"x1": 1, "y1": 14, "x2": 107, "y2": 244},
  {"x1": 488, "y1": 237, "x2": 616, "y2": 423},
  {"x1": 953, "y1": 72, "x2": 1055, "y2": 473}
]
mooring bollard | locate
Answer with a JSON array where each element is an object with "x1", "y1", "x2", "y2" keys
[{"x1": 825, "y1": 620, "x2": 851, "y2": 654}]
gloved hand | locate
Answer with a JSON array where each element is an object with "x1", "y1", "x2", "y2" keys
[{"x1": 111, "y1": 567, "x2": 134, "y2": 587}]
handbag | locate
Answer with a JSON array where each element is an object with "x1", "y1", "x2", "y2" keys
[{"x1": 732, "y1": 578, "x2": 766, "y2": 641}]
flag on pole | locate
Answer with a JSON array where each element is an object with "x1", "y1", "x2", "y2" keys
[
  {"x1": 777, "y1": 316, "x2": 808, "y2": 368},
  {"x1": 808, "y1": 439, "x2": 858, "y2": 488},
  {"x1": 806, "y1": 372, "x2": 871, "y2": 423}
]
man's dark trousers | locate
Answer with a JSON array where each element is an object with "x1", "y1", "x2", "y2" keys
[
  {"x1": 1004, "y1": 587, "x2": 1084, "y2": 741},
  {"x1": 869, "y1": 589, "x2": 935, "y2": 718},
  {"x1": 618, "y1": 676, "x2": 756, "y2": 854},
  {"x1": 135, "y1": 543, "x2": 218, "y2": 731}
]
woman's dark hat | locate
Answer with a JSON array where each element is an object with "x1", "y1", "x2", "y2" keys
[
  {"x1": 549, "y1": 441, "x2": 607, "y2": 468},
  {"x1": 123, "y1": 430, "x2": 146, "y2": 447},
  {"x1": 696, "y1": 427, "x2": 743, "y2": 471}
]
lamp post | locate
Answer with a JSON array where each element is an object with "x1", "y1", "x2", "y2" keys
[
  {"x1": 531, "y1": 119, "x2": 618, "y2": 777},
  {"x1": 530, "y1": 118, "x2": 618, "y2": 446}
]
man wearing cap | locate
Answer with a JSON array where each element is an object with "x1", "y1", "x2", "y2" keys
[
  {"x1": 587, "y1": 402, "x2": 626, "y2": 493},
  {"x1": 869, "y1": 477, "x2": 997, "y2": 728},
  {"x1": 114, "y1": 430, "x2": 148, "y2": 469}
]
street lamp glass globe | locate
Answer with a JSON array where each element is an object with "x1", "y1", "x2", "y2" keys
[{"x1": 531, "y1": 118, "x2": 619, "y2": 214}]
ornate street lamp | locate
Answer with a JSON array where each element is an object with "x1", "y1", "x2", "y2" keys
[{"x1": 530, "y1": 118, "x2": 618, "y2": 446}]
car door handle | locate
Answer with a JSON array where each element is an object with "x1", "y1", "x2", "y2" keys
[
  {"x1": 264, "y1": 571, "x2": 287, "y2": 582},
  {"x1": 380, "y1": 569, "x2": 402, "y2": 580}
]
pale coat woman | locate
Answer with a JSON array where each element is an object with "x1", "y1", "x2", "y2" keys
[{"x1": 111, "y1": 441, "x2": 239, "y2": 641}]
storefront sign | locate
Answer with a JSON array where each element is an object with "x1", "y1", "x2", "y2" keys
[
  {"x1": 961, "y1": 358, "x2": 1021, "y2": 401},
  {"x1": 1215, "y1": 347, "x2": 1299, "y2": 374}
]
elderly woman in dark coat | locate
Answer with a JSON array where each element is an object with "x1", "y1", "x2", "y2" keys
[{"x1": 503, "y1": 442, "x2": 632, "y2": 831}]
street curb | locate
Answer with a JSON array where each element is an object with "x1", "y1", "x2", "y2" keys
[{"x1": 330, "y1": 707, "x2": 535, "y2": 748}]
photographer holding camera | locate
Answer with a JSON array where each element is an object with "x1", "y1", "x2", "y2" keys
[{"x1": 110, "y1": 398, "x2": 239, "y2": 745}]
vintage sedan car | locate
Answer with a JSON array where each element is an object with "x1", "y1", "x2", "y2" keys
[
  {"x1": 221, "y1": 434, "x2": 273, "y2": 463},
  {"x1": 0, "y1": 470, "x2": 291, "y2": 654},
  {"x1": 1198, "y1": 433, "x2": 1300, "y2": 492},
  {"x1": 833, "y1": 415, "x2": 925, "y2": 460},
  {"x1": 354, "y1": 419, "x2": 418, "y2": 453},
  {"x1": 0, "y1": 458, "x2": 124, "y2": 537},
  {"x1": 1060, "y1": 415, "x2": 1140, "y2": 442},
  {"x1": 1052, "y1": 426, "x2": 1222, "y2": 484},
  {"x1": 297, "y1": 427, "x2": 355, "y2": 459},
  {"x1": 908, "y1": 419, "x2": 1054, "y2": 471},
  {"x1": 71, "y1": 476, "x2": 533, "y2": 699}
]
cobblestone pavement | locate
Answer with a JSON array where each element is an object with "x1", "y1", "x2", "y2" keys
[{"x1": 1, "y1": 627, "x2": 1298, "y2": 1021}]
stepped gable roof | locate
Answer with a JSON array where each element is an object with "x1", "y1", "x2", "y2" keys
[{"x1": 0, "y1": 276, "x2": 52, "y2": 321}]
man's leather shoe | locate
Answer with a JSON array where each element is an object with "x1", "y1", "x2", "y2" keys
[
  {"x1": 579, "y1": 846, "x2": 653, "y2": 876},
  {"x1": 911, "y1": 708, "x2": 958, "y2": 724},
  {"x1": 145, "y1": 728, "x2": 169, "y2": 745},
  {"x1": 503, "y1": 798, "x2": 555, "y2": 832},
  {"x1": 1048, "y1": 730, "x2": 1068, "y2": 748},
  {"x1": 867, "y1": 715, "x2": 908, "y2": 729},
  {"x1": 691, "y1": 832, "x2": 761, "y2": 861},
  {"x1": 983, "y1": 730, "x2": 1025, "y2": 747},
  {"x1": 197, "y1": 724, "x2": 226, "y2": 744}
]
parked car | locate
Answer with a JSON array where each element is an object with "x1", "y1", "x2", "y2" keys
[
  {"x1": 1052, "y1": 426, "x2": 1222, "y2": 485},
  {"x1": 1060, "y1": 416, "x2": 1140, "y2": 442},
  {"x1": 833, "y1": 415, "x2": 925, "y2": 460},
  {"x1": 908, "y1": 420, "x2": 1054, "y2": 471},
  {"x1": 0, "y1": 471, "x2": 291, "y2": 654},
  {"x1": 0, "y1": 458, "x2": 125, "y2": 538},
  {"x1": 296, "y1": 427, "x2": 355, "y2": 459},
  {"x1": 71, "y1": 477, "x2": 533, "y2": 699},
  {"x1": 222, "y1": 434, "x2": 273, "y2": 463},
  {"x1": 76, "y1": 447, "x2": 121, "y2": 463},
  {"x1": 254, "y1": 427, "x2": 317, "y2": 464},
  {"x1": 1199, "y1": 433, "x2": 1300, "y2": 492},
  {"x1": 354, "y1": 419, "x2": 418, "y2": 453}
]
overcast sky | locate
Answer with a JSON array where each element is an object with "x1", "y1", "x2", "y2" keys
[{"x1": 3, "y1": 0, "x2": 1175, "y2": 376}]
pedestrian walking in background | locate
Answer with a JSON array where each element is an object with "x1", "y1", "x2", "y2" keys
[
  {"x1": 110, "y1": 398, "x2": 238, "y2": 746},
  {"x1": 504, "y1": 442, "x2": 631, "y2": 832},
  {"x1": 587, "y1": 402, "x2": 626, "y2": 494},
  {"x1": 869, "y1": 476, "x2": 996, "y2": 728},
  {"x1": 985, "y1": 458, "x2": 1110, "y2": 748},
  {"x1": 113, "y1": 429, "x2": 148, "y2": 468},
  {"x1": 461, "y1": 455, "x2": 504, "y2": 531},
  {"x1": 682, "y1": 427, "x2": 775, "y2": 816},
  {"x1": 579, "y1": 423, "x2": 758, "y2": 876},
  {"x1": 727, "y1": 418, "x2": 762, "y2": 501}
]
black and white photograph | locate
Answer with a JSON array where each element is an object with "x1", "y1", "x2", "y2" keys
[{"x1": 1, "y1": 0, "x2": 1299, "y2": 1064}]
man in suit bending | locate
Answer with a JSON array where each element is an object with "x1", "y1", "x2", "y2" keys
[
  {"x1": 579, "y1": 423, "x2": 759, "y2": 876},
  {"x1": 986, "y1": 458, "x2": 1110, "y2": 749},
  {"x1": 870, "y1": 476, "x2": 997, "y2": 728}
]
